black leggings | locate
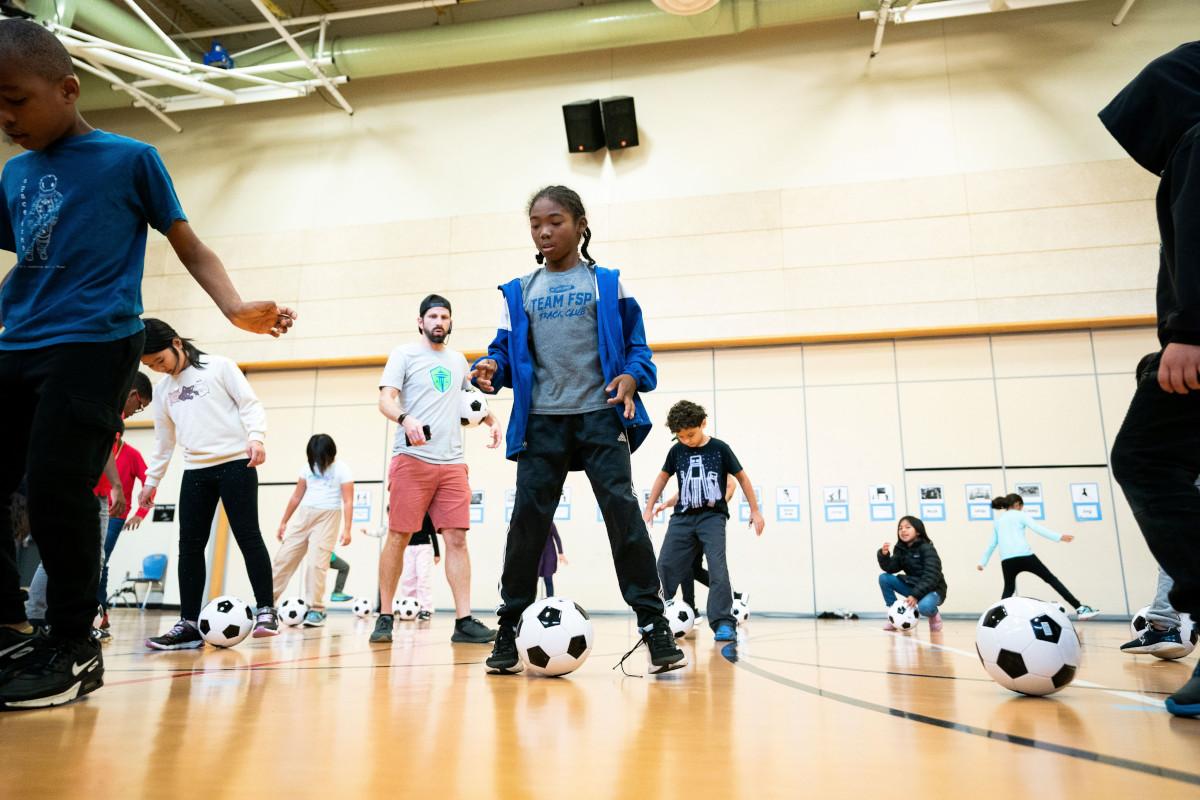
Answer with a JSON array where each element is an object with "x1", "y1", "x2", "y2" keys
[
  {"x1": 178, "y1": 459, "x2": 273, "y2": 620},
  {"x1": 1000, "y1": 555, "x2": 1081, "y2": 609}
]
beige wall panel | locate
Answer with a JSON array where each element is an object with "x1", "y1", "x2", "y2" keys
[
  {"x1": 600, "y1": 230, "x2": 785, "y2": 281},
  {"x1": 781, "y1": 174, "x2": 967, "y2": 228},
  {"x1": 991, "y1": 331, "x2": 1095, "y2": 378},
  {"x1": 903, "y1": 468, "x2": 1006, "y2": 614},
  {"x1": 805, "y1": 384, "x2": 904, "y2": 612},
  {"x1": 964, "y1": 159, "x2": 1157, "y2": 214},
  {"x1": 714, "y1": 389, "x2": 813, "y2": 614},
  {"x1": 714, "y1": 346, "x2": 802, "y2": 391},
  {"x1": 898, "y1": 380, "x2": 1001, "y2": 468},
  {"x1": 994, "y1": 376, "x2": 1106, "y2": 465},
  {"x1": 297, "y1": 256, "x2": 448, "y2": 303},
  {"x1": 311, "y1": 407, "x2": 389, "y2": 485},
  {"x1": 976, "y1": 289, "x2": 1154, "y2": 324},
  {"x1": 248, "y1": 370, "x2": 317, "y2": 409},
  {"x1": 652, "y1": 350, "x2": 714, "y2": 393},
  {"x1": 1095, "y1": 373, "x2": 1135, "y2": 456},
  {"x1": 1091, "y1": 327, "x2": 1160, "y2": 375},
  {"x1": 250, "y1": 485, "x2": 307, "y2": 602},
  {"x1": 803, "y1": 341, "x2": 896, "y2": 386},
  {"x1": 650, "y1": 311, "x2": 791, "y2": 345},
  {"x1": 257, "y1": 408, "x2": 322, "y2": 483},
  {"x1": 783, "y1": 258, "x2": 976, "y2": 311},
  {"x1": 1000, "y1": 468, "x2": 1127, "y2": 614},
  {"x1": 971, "y1": 245, "x2": 1158, "y2": 298},
  {"x1": 789, "y1": 299, "x2": 983, "y2": 334},
  {"x1": 895, "y1": 336, "x2": 992, "y2": 382},
  {"x1": 449, "y1": 210, "x2": 535, "y2": 255},
  {"x1": 782, "y1": 216, "x2": 972, "y2": 270},
  {"x1": 636, "y1": 270, "x2": 787, "y2": 319},
  {"x1": 315, "y1": 367, "x2": 386, "y2": 408},
  {"x1": 969, "y1": 202, "x2": 1157, "y2": 257}
]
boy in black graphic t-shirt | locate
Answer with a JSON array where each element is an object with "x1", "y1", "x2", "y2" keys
[{"x1": 643, "y1": 400, "x2": 765, "y2": 642}]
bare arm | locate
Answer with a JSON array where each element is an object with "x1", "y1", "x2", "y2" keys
[
  {"x1": 166, "y1": 221, "x2": 296, "y2": 337},
  {"x1": 642, "y1": 472, "x2": 671, "y2": 523},
  {"x1": 277, "y1": 480, "x2": 306, "y2": 540},
  {"x1": 340, "y1": 482, "x2": 353, "y2": 546},
  {"x1": 734, "y1": 470, "x2": 765, "y2": 536},
  {"x1": 725, "y1": 475, "x2": 737, "y2": 502},
  {"x1": 103, "y1": 451, "x2": 126, "y2": 518}
]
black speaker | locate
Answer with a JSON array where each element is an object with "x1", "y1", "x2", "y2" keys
[
  {"x1": 562, "y1": 99, "x2": 605, "y2": 153},
  {"x1": 601, "y1": 96, "x2": 638, "y2": 150}
]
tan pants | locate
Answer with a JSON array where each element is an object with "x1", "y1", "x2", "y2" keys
[{"x1": 271, "y1": 506, "x2": 341, "y2": 610}]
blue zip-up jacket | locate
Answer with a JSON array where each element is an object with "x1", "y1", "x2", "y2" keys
[{"x1": 472, "y1": 264, "x2": 657, "y2": 463}]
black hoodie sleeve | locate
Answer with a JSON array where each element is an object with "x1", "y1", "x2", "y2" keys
[
  {"x1": 906, "y1": 542, "x2": 944, "y2": 600},
  {"x1": 1163, "y1": 129, "x2": 1200, "y2": 345},
  {"x1": 877, "y1": 547, "x2": 900, "y2": 573}
]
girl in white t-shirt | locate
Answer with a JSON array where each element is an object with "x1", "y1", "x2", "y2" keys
[{"x1": 270, "y1": 434, "x2": 354, "y2": 626}]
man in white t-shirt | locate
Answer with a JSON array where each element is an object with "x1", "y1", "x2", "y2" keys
[{"x1": 371, "y1": 295, "x2": 501, "y2": 645}]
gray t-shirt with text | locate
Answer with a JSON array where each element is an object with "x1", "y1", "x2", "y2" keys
[
  {"x1": 379, "y1": 342, "x2": 470, "y2": 463},
  {"x1": 523, "y1": 264, "x2": 610, "y2": 415}
]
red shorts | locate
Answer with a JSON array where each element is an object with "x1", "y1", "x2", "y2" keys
[{"x1": 387, "y1": 455, "x2": 471, "y2": 533}]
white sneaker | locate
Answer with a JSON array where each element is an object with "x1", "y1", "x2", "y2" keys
[{"x1": 1075, "y1": 605, "x2": 1100, "y2": 620}]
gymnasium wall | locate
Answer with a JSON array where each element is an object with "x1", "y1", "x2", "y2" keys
[{"x1": 113, "y1": 324, "x2": 1162, "y2": 617}]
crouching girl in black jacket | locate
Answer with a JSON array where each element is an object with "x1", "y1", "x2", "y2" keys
[{"x1": 878, "y1": 516, "x2": 948, "y2": 632}]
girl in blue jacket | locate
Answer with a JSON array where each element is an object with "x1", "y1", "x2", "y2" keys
[
  {"x1": 472, "y1": 185, "x2": 683, "y2": 675},
  {"x1": 978, "y1": 494, "x2": 1098, "y2": 619}
]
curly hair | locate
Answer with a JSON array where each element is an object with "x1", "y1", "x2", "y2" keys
[{"x1": 666, "y1": 400, "x2": 707, "y2": 433}]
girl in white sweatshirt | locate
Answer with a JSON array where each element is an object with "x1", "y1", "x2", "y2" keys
[{"x1": 137, "y1": 319, "x2": 278, "y2": 649}]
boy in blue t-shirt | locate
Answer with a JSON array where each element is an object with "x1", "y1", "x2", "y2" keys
[
  {"x1": 643, "y1": 400, "x2": 765, "y2": 642},
  {"x1": 0, "y1": 19, "x2": 296, "y2": 710}
]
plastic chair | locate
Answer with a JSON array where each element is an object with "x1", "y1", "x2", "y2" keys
[{"x1": 108, "y1": 554, "x2": 169, "y2": 610}]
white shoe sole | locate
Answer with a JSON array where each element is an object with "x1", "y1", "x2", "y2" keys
[
  {"x1": 145, "y1": 639, "x2": 204, "y2": 651},
  {"x1": 1, "y1": 677, "x2": 102, "y2": 709}
]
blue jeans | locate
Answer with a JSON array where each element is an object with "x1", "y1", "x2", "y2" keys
[
  {"x1": 878, "y1": 573, "x2": 940, "y2": 616},
  {"x1": 98, "y1": 516, "x2": 125, "y2": 609}
]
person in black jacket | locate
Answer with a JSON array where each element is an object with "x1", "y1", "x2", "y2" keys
[
  {"x1": 1102, "y1": 41, "x2": 1200, "y2": 718},
  {"x1": 877, "y1": 516, "x2": 947, "y2": 632}
]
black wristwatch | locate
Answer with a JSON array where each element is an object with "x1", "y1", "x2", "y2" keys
[{"x1": 397, "y1": 413, "x2": 408, "y2": 425}]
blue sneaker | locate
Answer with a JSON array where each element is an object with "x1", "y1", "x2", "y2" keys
[
  {"x1": 713, "y1": 623, "x2": 736, "y2": 642},
  {"x1": 329, "y1": 593, "x2": 352, "y2": 603},
  {"x1": 1166, "y1": 662, "x2": 1200, "y2": 718}
]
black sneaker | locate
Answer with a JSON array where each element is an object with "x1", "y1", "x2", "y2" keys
[
  {"x1": 0, "y1": 626, "x2": 39, "y2": 676},
  {"x1": 146, "y1": 619, "x2": 204, "y2": 651},
  {"x1": 643, "y1": 617, "x2": 686, "y2": 673},
  {"x1": 0, "y1": 635, "x2": 103, "y2": 710},
  {"x1": 1120, "y1": 626, "x2": 1191, "y2": 660},
  {"x1": 452, "y1": 616, "x2": 497, "y2": 644},
  {"x1": 92, "y1": 628, "x2": 111, "y2": 644},
  {"x1": 369, "y1": 614, "x2": 394, "y2": 644},
  {"x1": 252, "y1": 607, "x2": 280, "y2": 638},
  {"x1": 485, "y1": 624, "x2": 522, "y2": 674},
  {"x1": 417, "y1": 610, "x2": 432, "y2": 622},
  {"x1": 1166, "y1": 661, "x2": 1200, "y2": 718}
]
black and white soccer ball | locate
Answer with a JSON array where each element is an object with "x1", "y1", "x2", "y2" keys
[
  {"x1": 731, "y1": 598, "x2": 751, "y2": 626},
  {"x1": 887, "y1": 599, "x2": 919, "y2": 631},
  {"x1": 279, "y1": 597, "x2": 308, "y2": 626},
  {"x1": 198, "y1": 595, "x2": 254, "y2": 648},
  {"x1": 352, "y1": 597, "x2": 374, "y2": 618},
  {"x1": 665, "y1": 599, "x2": 695, "y2": 639},
  {"x1": 976, "y1": 596, "x2": 1080, "y2": 696},
  {"x1": 460, "y1": 387, "x2": 489, "y2": 427},
  {"x1": 393, "y1": 596, "x2": 421, "y2": 620},
  {"x1": 1130, "y1": 604, "x2": 1197, "y2": 659},
  {"x1": 515, "y1": 597, "x2": 594, "y2": 677}
]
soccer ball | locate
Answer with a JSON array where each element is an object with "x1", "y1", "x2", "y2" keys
[
  {"x1": 515, "y1": 597, "x2": 594, "y2": 677},
  {"x1": 352, "y1": 597, "x2": 374, "y2": 618},
  {"x1": 394, "y1": 596, "x2": 421, "y2": 620},
  {"x1": 731, "y1": 598, "x2": 751, "y2": 626},
  {"x1": 198, "y1": 595, "x2": 254, "y2": 648},
  {"x1": 975, "y1": 596, "x2": 1080, "y2": 696},
  {"x1": 460, "y1": 388, "x2": 489, "y2": 427},
  {"x1": 665, "y1": 600, "x2": 695, "y2": 639},
  {"x1": 1130, "y1": 604, "x2": 1197, "y2": 660},
  {"x1": 279, "y1": 597, "x2": 308, "y2": 626},
  {"x1": 887, "y1": 599, "x2": 919, "y2": 631}
]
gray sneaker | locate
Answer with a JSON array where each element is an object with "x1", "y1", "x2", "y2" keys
[
  {"x1": 451, "y1": 616, "x2": 497, "y2": 644},
  {"x1": 369, "y1": 614, "x2": 393, "y2": 644}
]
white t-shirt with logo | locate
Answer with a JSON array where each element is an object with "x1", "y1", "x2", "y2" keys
[
  {"x1": 379, "y1": 342, "x2": 471, "y2": 464},
  {"x1": 300, "y1": 461, "x2": 353, "y2": 510}
]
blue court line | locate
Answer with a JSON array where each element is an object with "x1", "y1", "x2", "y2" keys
[{"x1": 721, "y1": 644, "x2": 1200, "y2": 787}]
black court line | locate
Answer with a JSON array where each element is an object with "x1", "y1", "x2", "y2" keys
[
  {"x1": 721, "y1": 645, "x2": 1200, "y2": 787},
  {"x1": 748, "y1": 654, "x2": 1174, "y2": 696}
]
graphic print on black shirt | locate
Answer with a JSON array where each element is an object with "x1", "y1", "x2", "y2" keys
[{"x1": 663, "y1": 438, "x2": 743, "y2": 519}]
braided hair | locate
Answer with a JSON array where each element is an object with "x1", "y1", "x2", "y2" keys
[{"x1": 527, "y1": 185, "x2": 593, "y2": 265}]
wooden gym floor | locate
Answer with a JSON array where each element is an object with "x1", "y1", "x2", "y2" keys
[{"x1": 2, "y1": 611, "x2": 1198, "y2": 799}]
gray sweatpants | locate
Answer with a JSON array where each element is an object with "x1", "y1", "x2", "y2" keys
[
  {"x1": 26, "y1": 497, "x2": 107, "y2": 622},
  {"x1": 1147, "y1": 566, "x2": 1182, "y2": 629},
  {"x1": 657, "y1": 510, "x2": 733, "y2": 629}
]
